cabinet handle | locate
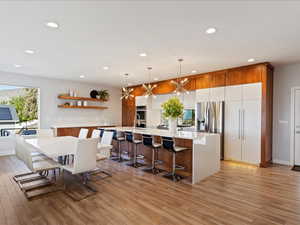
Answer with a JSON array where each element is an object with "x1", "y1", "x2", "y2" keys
[
  {"x1": 242, "y1": 110, "x2": 245, "y2": 140},
  {"x1": 238, "y1": 109, "x2": 241, "y2": 139}
]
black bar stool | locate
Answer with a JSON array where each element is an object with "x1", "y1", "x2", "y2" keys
[
  {"x1": 142, "y1": 134, "x2": 163, "y2": 174},
  {"x1": 161, "y1": 136, "x2": 187, "y2": 182},
  {"x1": 125, "y1": 132, "x2": 144, "y2": 168},
  {"x1": 108, "y1": 129, "x2": 125, "y2": 162}
]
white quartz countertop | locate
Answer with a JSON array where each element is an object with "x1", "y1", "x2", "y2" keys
[
  {"x1": 104, "y1": 126, "x2": 219, "y2": 140},
  {"x1": 51, "y1": 123, "x2": 117, "y2": 129}
]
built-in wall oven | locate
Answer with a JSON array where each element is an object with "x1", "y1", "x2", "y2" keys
[{"x1": 136, "y1": 106, "x2": 147, "y2": 128}]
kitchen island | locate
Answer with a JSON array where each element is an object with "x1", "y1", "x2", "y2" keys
[{"x1": 105, "y1": 127, "x2": 220, "y2": 184}]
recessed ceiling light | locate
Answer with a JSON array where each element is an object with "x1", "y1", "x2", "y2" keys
[
  {"x1": 139, "y1": 53, "x2": 147, "y2": 57},
  {"x1": 192, "y1": 70, "x2": 197, "y2": 73},
  {"x1": 24, "y1": 49, "x2": 35, "y2": 54},
  {"x1": 154, "y1": 78, "x2": 159, "y2": 81},
  {"x1": 46, "y1": 22, "x2": 59, "y2": 28},
  {"x1": 103, "y1": 66, "x2": 109, "y2": 70},
  {"x1": 248, "y1": 58, "x2": 255, "y2": 62},
  {"x1": 205, "y1": 27, "x2": 217, "y2": 34},
  {"x1": 79, "y1": 75, "x2": 85, "y2": 78},
  {"x1": 14, "y1": 64, "x2": 22, "y2": 68}
]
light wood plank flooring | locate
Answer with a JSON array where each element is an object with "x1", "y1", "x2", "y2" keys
[{"x1": 0, "y1": 156, "x2": 300, "y2": 225}]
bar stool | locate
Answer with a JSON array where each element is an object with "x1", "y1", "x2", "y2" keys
[
  {"x1": 125, "y1": 132, "x2": 144, "y2": 168},
  {"x1": 108, "y1": 130, "x2": 125, "y2": 162},
  {"x1": 161, "y1": 136, "x2": 187, "y2": 182},
  {"x1": 142, "y1": 134, "x2": 163, "y2": 174}
]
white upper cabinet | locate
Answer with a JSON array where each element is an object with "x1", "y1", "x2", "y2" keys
[
  {"x1": 210, "y1": 87, "x2": 225, "y2": 102},
  {"x1": 196, "y1": 89, "x2": 210, "y2": 102},
  {"x1": 135, "y1": 96, "x2": 148, "y2": 106},
  {"x1": 152, "y1": 94, "x2": 171, "y2": 110},
  {"x1": 181, "y1": 91, "x2": 196, "y2": 108},
  {"x1": 242, "y1": 83, "x2": 262, "y2": 100},
  {"x1": 225, "y1": 85, "x2": 243, "y2": 101}
]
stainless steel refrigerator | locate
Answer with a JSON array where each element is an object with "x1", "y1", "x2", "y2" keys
[{"x1": 195, "y1": 101, "x2": 224, "y2": 159}]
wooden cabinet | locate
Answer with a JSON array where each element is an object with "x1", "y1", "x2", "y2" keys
[
  {"x1": 122, "y1": 98, "x2": 135, "y2": 126},
  {"x1": 226, "y1": 65, "x2": 262, "y2": 86},
  {"x1": 122, "y1": 63, "x2": 273, "y2": 167},
  {"x1": 210, "y1": 71, "x2": 226, "y2": 87},
  {"x1": 153, "y1": 80, "x2": 175, "y2": 95},
  {"x1": 196, "y1": 74, "x2": 210, "y2": 89}
]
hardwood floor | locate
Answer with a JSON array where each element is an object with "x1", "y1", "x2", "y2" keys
[{"x1": 0, "y1": 156, "x2": 300, "y2": 225}]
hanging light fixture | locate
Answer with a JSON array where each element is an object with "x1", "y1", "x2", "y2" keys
[
  {"x1": 142, "y1": 67, "x2": 157, "y2": 98},
  {"x1": 120, "y1": 73, "x2": 134, "y2": 100},
  {"x1": 170, "y1": 58, "x2": 189, "y2": 95}
]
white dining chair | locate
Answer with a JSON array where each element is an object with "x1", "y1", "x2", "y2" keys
[
  {"x1": 91, "y1": 129, "x2": 101, "y2": 139},
  {"x1": 89, "y1": 131, "x2": 114, "y2": 178},
  {"x1": 62, "y1": 138, "x2": 98, "y2": 200},
  {"x1": 97, "y1": 131, "x2": 113, "y2": 160},
  {"x1": 14, "y1": 137, "x2": 61, "y2": 199},
  {"x1": 78, "y1": 128, "x2": 89, "y2": 139}
]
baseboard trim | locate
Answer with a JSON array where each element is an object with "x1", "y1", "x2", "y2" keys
[{"x1": 272, "y1": 159, "x2": 291, "y2": 166}]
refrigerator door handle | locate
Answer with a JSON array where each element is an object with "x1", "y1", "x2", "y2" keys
[
  {"x1": 238, "y1": 109, "x2": 241, "y2": 139},
  {"x1": 242, "y1": 109, "x2": 245, "y2": 140}
]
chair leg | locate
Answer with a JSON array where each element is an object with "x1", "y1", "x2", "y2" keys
[
  {"x1": 143, "y1": 148, "x2": 162, "y2": 174},
  {"x1": 111, "y1": 140, "x2": 121, "y2": 161},
  {"x1": 163, "y1": 152, "x2": 183, "y2": 182}
]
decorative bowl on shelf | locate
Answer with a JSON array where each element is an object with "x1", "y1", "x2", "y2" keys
[{"x1": 90, "y1": 90, "x2": 98, "y2": 98}]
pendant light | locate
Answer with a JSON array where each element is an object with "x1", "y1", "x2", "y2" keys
[
  {"x1": 171, "y1": 58, "x2": 189, "y2": 95},
  {"x1": 120, "y1": 73, "x2": 134, "y2": 100},
  {"x1": 142, "y1": 67, "x2": 157, "y2": 98}
]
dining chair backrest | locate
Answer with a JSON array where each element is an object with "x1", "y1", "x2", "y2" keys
[
  {"x1": 78, "y1": 128, "x2": 89, "y2": 139},
  {"x1": 106, "y1": 129, "x2": 117, "y2": 140},
  {"x1": 91, "y1": 129, "x2": 101, "y2": 139},
  {"x1": 161, "y1": 136, "x2": 175, "y2": 152},
  {"x1": 142, "y1": 134, "x2": 153, "y2": 147},
  {"x1": 100, "y1": 131, "x2": 113, "y2": 145},
  {"x1": 20, "y1": 141, "x2": 34, "y2": 171},
  {"x1": 37, "y1": 129, "x2": 54, "y2": 137},
  {"x1": 15, "y1": 135, "x2": 25, "y2": 161},
  {"x1": 99, "y1": 128, "x2": 105, "y2": 138},
  {"x1": 73, "y1": 138, "x2": 98, "y2": 174},
  {"x1": 125, "y1": 131, "x2": 133, "y2": 143}
]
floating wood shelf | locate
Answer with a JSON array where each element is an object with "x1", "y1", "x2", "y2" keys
[
  {"x1": 58, "y1": 105, "x2": 108, "y2": 110},
  {"x1": 58, "y1": 95, "x2": 107, "y2": 102}
]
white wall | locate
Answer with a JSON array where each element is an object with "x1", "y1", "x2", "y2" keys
[
  {"x1": 0, "y1": 71, "x2": 122, "y2": 128},
  {"x1": 273, "y1": 63, "x2": 300, "y2": 165}
]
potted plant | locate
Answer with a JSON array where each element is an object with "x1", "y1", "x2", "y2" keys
[
  {"x1": 97, "y1": 89, "x2": 109, "y2": 101},
  {"x1": 161, "y1": 97, "x2": 184, "y2": 133}
]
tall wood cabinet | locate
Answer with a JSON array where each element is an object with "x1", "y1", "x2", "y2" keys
[{"x1": 122, "y1": 62, "x2": 273, "y2": 167}]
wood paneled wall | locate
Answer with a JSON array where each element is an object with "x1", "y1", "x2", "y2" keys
[{"x1": 122, "y1": 62, "x2": 274, "y2": 167}]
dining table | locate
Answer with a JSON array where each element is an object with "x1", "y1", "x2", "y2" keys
[{"x1": 24, "y1": 136, "x2": 79, "y2": 158}]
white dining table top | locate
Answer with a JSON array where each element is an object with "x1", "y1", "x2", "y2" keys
[{"x1": 25, "y1": 136, "x2": 78, "y2": 158}]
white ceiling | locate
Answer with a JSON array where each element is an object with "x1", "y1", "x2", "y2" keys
[{"x1": 0, "y1": 1, "x2": 300, "y2": 87}]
